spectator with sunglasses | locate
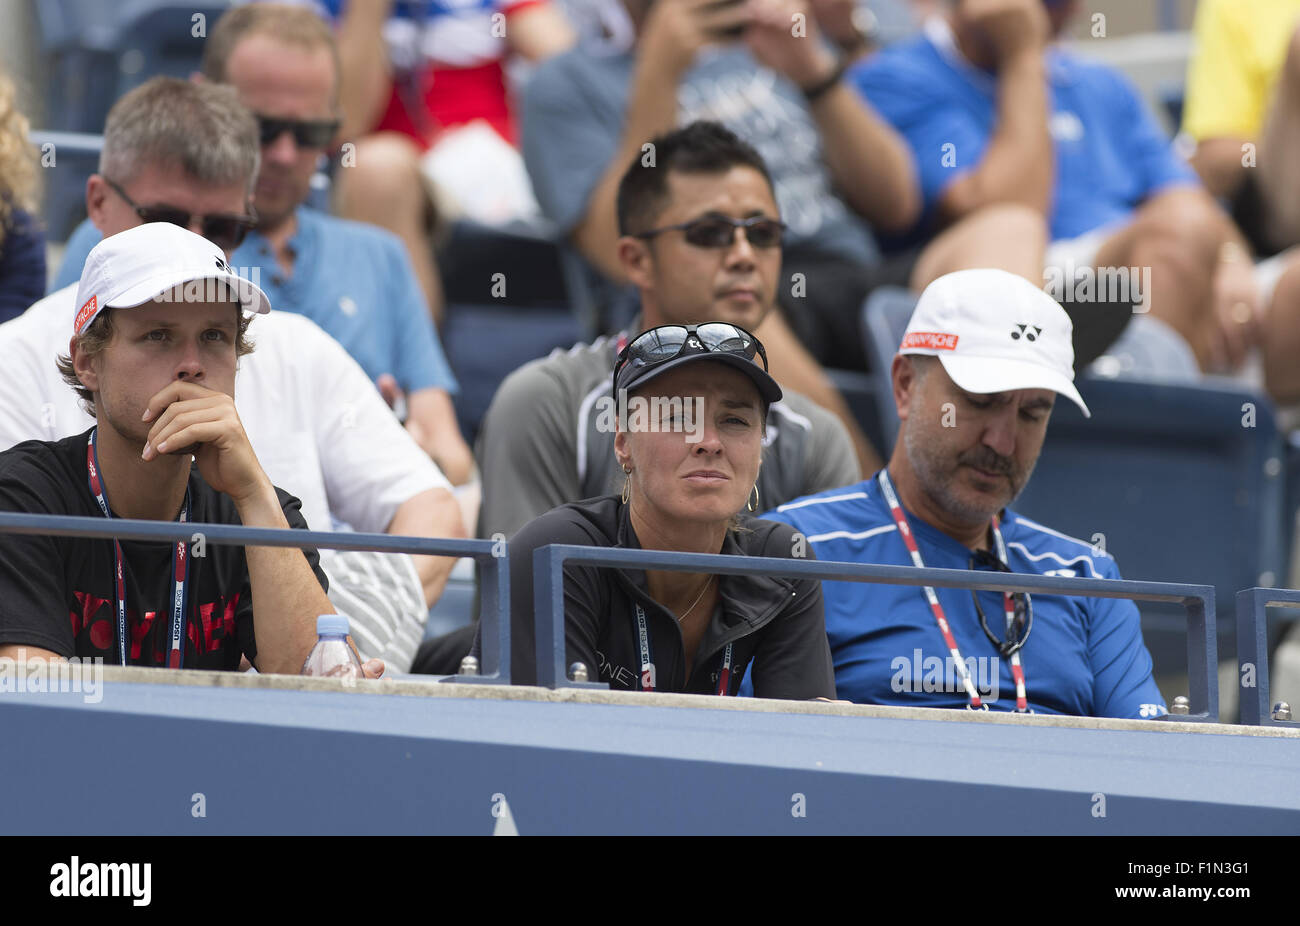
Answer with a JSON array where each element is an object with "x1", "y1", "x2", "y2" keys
[
  {"x1": 475, "y1": 123, "x2": 860, "y2": 543},
  {"x1": 54, "y1": 4, "x2": 476, "y2": 490},
  {"x1": 2, "y1": 77, "x2": 466, "y2": 673},
  {"x1": 410, "y1": 122, "x2": 858, "y2": 675},
  {"x1": 760, "y1": 269, "x2": 1167, "y2": 718},
  {"x1": 483, "y1": 323, "x2": 835, "y2": 695},
  {"x1": 520, "y1": 0, "x2": 926, "y2": 375}
]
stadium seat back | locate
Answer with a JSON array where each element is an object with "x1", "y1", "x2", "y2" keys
[
  {"x1": 860, "y1": 285, "x2": 917, "y2": 454},
  {"x1": 1015, "y1": 377, "x2": 1286, "y2": 623}
]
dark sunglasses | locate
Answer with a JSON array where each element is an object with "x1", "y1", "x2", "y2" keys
[
  {"x1": 968, "y1": 549, "x2": 1034, "y2": 658},
  {"x1": 105, "y1": 177, "x2": 258, "y2": 253},
  {"x1": 634, "y1": 214, "x2": 786, "y2": 249},
  {"x1": 255, "y1": 113, "x2": 340, "y2": 149},
  {"x1": 613, "y1": 322, "x2": 768, "y2": 395}
]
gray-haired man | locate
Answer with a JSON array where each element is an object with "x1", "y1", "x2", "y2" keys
[{"x1": 0, "y1": 77, "x2": 464, "y2": 672}]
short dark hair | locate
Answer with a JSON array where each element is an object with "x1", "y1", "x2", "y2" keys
[{"x1": 615, "y1": 121, "x2": 776, "y2": 237}]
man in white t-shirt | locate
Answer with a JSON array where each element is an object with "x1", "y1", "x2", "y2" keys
[{"x1": 0, "y1": 77, "x2": 465, "y2": 671}]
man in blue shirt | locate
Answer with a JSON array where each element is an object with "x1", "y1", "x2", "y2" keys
[
  {"x1": 55, "y1": 5, "x2": 474, "y2": 485},
  {"x1": 763, "y1": 268, "x2": 1167, "y2": 719},
  {"x1": 850, "y1": 0, "x2": 1262, "y2": 377}
]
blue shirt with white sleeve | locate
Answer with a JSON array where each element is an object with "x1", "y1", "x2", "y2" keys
[
  {"x1": 848, "y1": 19, "x2": 1199, "y2": 244},
  {"x1": 750, "y1": 473, "x2": 1167, "y2": 719},
  {"x1": 54, "y1": 207, "x2": 457, "y2": 395}
]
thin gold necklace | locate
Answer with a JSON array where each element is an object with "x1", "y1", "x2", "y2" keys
[{"x1": 675, "y1": 575, "x2": 714, "y2": 623}]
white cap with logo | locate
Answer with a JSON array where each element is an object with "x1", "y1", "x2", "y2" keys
[
  {"x1": 73, "y1": 222, "x2": 271, "y2": 336},
  {"x1": 899, "y1": 268, "x2": 1090, "y2": 417}
]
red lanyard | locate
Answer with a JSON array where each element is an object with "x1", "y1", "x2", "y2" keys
[
  {"x1": 877, "y1": 471, "x2": 1029, "y2": 711},
  {"x1": 634, "y1": 603, "x2": 733, "y2": 696},
  {"x1": 86, "y1": 429, "x2": 192, "y2": 668}
]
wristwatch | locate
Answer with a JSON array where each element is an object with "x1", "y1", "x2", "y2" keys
[{"x1": 802, "y1": 59, "x2": 848, "y2": 103}]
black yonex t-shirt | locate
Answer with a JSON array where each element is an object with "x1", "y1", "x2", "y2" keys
[{"x1": 0, "y1": 429, "x2": 327, "y2": 669}]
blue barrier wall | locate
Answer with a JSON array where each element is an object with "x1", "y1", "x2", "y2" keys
[{"x1": 3, "y1": 673, "x2": 1296, "y2": 835}]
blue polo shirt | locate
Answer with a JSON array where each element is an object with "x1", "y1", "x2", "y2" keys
[
  {"x1": 751, "y1": 474, "x2": 1167, "y2": 719},
  {"x1": 54, "y1": 207, "x2": 456, "y2": 394},
  {"x1": 849, "y1": 19, "x2": 1199, "y2": 243}
]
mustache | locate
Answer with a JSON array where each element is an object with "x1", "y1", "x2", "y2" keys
[{"x1": 960, "y1": 447, "x2": 1016, "y2": 477}]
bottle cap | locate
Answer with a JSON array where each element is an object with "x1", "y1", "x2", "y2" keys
[{"x1": 316, "y1": 614, "x2": 350, "y2": 636}]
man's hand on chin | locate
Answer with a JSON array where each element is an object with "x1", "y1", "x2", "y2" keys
[{"x1": 140, "y1": 380, "x2": 271, "y2": 504}]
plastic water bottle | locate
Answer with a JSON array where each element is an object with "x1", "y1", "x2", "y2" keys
[{"x1": 301, "y1": 615, "x2": 363, "y2": 681}]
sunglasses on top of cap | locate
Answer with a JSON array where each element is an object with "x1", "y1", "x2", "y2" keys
[
  {"x1": 255, "y1": 113, "x2": 341, "y2": 149},
  {"x1": 105, "y1": 177, "x2": 258, "y2": 253},
  {"x1": 612, "y1": 322, "x2": 769, "y2": 393},
  {"x1": 634, "y1": 213, "x2": 787, "y2": 249}
]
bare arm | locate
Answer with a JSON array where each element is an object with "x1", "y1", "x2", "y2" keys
[
  {"x1": 570, "y1": 0, "x2": 751, "y2": 279},
  {"x1": 386, "y1": 486, "x2": 466, "y2": 607},
  {"x1": 938, "y1": 50, "x2": 1051, "y2": 221},
  {"x1": 142, "y1": 382, "x2": 339, "y2": 676},
  {"x1": 507, "y1": 3, "x2": 577, "y2": 62},
  {"x1": 756, "y1": 312, "x2": 882, "y2": 473},
  {"x1": 336, "y1": 0, "x2": 397, "y2": 141},
  {"x1": 0, "y1": 645, "x2": 63, "y2": 661},
  {"x1": 232, "y1": 485, "x2": 334, "y2": 675},
  {"x1": 746, "y1": 0, "x2": 919, "y2": 231},
  {"x1": 936, "y1": 0, "x2": 1052, "y2": 222},
  {"x1": 1189, "y1": 136, "x2": 1251, "y2": 199},
  {"x1": 805, "y1": 78, "x2": 920, "y2": 231},
  {"x1": 405, "y1": 387, "x2": 476, "y2": 486}
]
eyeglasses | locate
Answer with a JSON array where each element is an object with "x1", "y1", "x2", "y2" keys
[
  {"x1": 255, "y1": 114, "x2": 340, "y2": 149},
  {"x1": 968, "y1": 549, "x2": 1034, "y2": 658},
  {"x1": 613, "y1": 322, "x2": 769, "y2": 394},
  {"x1": 105, "y1": 177, "x2": 258, "y2": 253},
  {"x1": 634, "y1": 214, "x2": 786, "y2": 249}
]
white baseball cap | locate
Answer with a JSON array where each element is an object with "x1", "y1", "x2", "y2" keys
[
  {"x1": 899, "y1": 268, "x2": 1090, "y2": 417},
  {"x1": 73, "y1": 222, "x2": 271, "y2": 336}
]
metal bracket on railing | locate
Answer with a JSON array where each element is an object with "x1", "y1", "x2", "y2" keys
[
  {"x1": 1236, "y1": 587, "x2": 1300, "y2": 727},
  {"x1": 532, "y1": 544, "x2": 1218, "y2": 720},
  {"x1": 0, "y1": 511, "x2": 510, "y2": 685}
]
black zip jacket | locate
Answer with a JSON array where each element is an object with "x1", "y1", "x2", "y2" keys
[{"x1": 500, "y1": 494, "x2": 835, "y2": 698}]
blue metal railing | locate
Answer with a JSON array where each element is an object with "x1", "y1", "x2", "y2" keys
[
  {"x1": 533, "y1": 544, "x2": 1219, "y2": 720},
  {"x1": 1237, "y1": 587, "x2": 1300, "y2": 727},
  {"x1": 0, "y1": 512, "x2": 509, "y2": 683}
]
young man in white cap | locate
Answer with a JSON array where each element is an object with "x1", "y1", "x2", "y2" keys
[
  {"x1": 0, "y1": 76, "x2": 462, "y2": 673},
  {"x1": 0, "y1": 223, "x2": 380, "y2": 677},
  {"x1": 759, "y1": 268, "x2": 1167, "y2": 719}
]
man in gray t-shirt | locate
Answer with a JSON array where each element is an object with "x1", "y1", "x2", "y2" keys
[
  {"x1": 520, "y1": 0, "x2": 923, "y2": 372},
  {"x1": 477, "y1": 121, "x2": 860, "y2": 541},
  {"x1": 411, "y1": 122, "x2": 860, "y2": 674}
]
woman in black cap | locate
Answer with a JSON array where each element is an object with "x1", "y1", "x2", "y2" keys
[{"x1": 498, "y1": 323, "x2": 835, "y2": 698}]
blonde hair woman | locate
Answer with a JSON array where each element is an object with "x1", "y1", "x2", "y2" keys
[
  {"x1": 0, "y1": 67, "x2": 43, "y2": 322},
  {"x1": 492, "y1": 323, "x2": 835, "y2": 697}
]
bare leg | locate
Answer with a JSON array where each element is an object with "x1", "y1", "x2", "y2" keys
[
  {"x1": 910, "y1": 203, "x2": 1047, "y2": 289},
  {"x1": 1092, "y1": 189, "x2": 1224, "y2": 371},
  {"x1": 1258, "y1": 25, "x2": 1300, "y2": 250},
  {"x1": 333, "y1": 132, "x2": 447, "y2": 325},
  {"x1": 1261, "y1": 252, "x2": 1300, "y2": 402}
]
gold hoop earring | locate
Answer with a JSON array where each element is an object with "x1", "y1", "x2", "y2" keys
[
  {"x1": 622, "y1": 466, "x2": 632, "y2": 505},
  {"x1": 747, "y1": 483, "x2": 759, "y2": 512}
]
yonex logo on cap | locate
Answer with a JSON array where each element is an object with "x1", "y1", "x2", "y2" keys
[
  {"x1": 74, "y1": 295, "x2": 98, "y2": 334},
  {"x1": 901, "y1": 331, "x2": 959, "y2": 351},
  {"x1": 1010, "y1": 324, "x2": 1043, "y2": 342},
  {"x1": 214, "y1": 256, "x2": 233, "y2": 274}
]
